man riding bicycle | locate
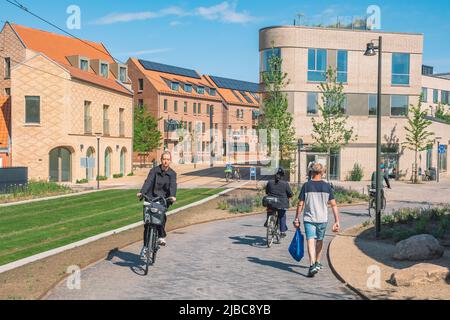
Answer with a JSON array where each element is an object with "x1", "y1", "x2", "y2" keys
[
  {"x1": 371, "y1": 163, "x2": 392, "y2": 190},
  {"x1": 264, "y1": 167, "x2": 293, "y2": 238},
  {"x1": 137, "y1": 151, "x2": 177, "y2": 257}
]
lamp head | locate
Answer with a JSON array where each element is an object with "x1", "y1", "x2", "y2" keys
[{"x1": 364, "y1": 42, "x2": 377, "y2": 56}]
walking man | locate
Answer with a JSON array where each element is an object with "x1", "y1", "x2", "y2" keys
[{"x1": 294, "y1": 163, "x2": 340, "y2": 277}]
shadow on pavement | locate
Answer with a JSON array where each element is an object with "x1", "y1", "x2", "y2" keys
[
  {"x1": 247, "y1": 257, "x2": 309, "y2": 277},
  {"x1": 229, "y1": 235, "x2": 267, "y2": 248},
  {"x1": 106, "y1": 249, "x2": 147, "y2": 276}
]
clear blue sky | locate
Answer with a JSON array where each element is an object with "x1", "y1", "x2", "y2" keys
[{"x1": 1, "y1": 0, "x2": 449, "y2": 82}]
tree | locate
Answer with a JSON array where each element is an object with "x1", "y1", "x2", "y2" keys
[
  {"x1": 435, "y1": 103, "x2": 450, "y2": 124},
  {"x1": 259, "y1": 47, "x2": 297, "y2": 161},
  {"x1": 403, "y1": 97, "x2": 434, "y2": 184},
  {"x1": 311, "y1": 67, "x2": 357, "y2": 180},
  {"x1": 133, "y1": 105, "x2": 162, "y2": 161}
]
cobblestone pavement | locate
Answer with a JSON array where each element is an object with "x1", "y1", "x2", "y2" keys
[{"x1": 47, "y1": 206, "x2": 374, "y2": 300}]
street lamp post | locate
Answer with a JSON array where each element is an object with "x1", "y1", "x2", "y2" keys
[
  {"x1": 364, "y1": 36, "x2": 383, "y2": 238},
  {"x1": 297, "y1": 138, "x2": 303, "y2": 187},
  {"x1": 95, "y1": 133, "x2": 102, "y2": 190},
  {"x1": 436, "y1": 137, "x2": 442, "y2": 183}
]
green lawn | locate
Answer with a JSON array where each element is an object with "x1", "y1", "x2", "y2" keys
[{"x1": 0, "y1": 188, "x2": 224, "y2": 266}]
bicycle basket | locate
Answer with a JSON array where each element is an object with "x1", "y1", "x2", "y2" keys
[
  {"x1": 144, "y1": 203, "x2": 166, "y2": 226},
  {"x1": 262, "y1": 196, "x2": 278, "y2": 208}
]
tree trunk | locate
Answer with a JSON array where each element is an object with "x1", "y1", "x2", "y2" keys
[{"x1": 414, "y1": 149, "x2": 418, "y2": 184}]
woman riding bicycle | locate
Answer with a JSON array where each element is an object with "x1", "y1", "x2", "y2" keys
[
  {"x1": 137, "y1": 151, "x2": 177, "y2": 257},
  {"x1": 264, "y1": 167, "x2": 293, "y2": 238}
]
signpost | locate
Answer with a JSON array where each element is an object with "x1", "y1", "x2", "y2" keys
[
  {"x1": 437, "y1": 144, "x2": 446, "y2": 183},
  {"x1": 250, "y1": 167, "x2": 257, "y2": 187}
]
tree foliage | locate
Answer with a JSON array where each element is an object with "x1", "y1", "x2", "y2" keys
[{"x1": 133, "y1": 105, "x2": 162, "y2": 153}]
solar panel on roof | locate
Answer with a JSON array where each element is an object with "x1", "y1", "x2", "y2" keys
[
  {"x1": 210, "y1": 75, "x2": 259, "y2": 93},
  {"x1": 139, "y1": 59, "x2": 201, "y2": 79}
]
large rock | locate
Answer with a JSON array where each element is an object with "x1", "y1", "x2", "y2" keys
[
  {"x1": 393, "y1": 234, "x2": 445, "y2": 261},
  {"x1": 390, "y1": 263, "x2": 449, "y2": 287}
]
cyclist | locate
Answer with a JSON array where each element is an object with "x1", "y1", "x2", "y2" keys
[
  {"x1": 264, "y1": 167, "x2": 293, "y2": 238},
  {"x1": 225, "y1": 162, "x2": 233, "y2": 180},
  {"x1": 137, "y1": 151, "x2": 177, "y2": 257},
  {"x1": 371, "y1": 163, "x2": 392, "y2": 190},
  {"x1": 234, "y1": 167, "x2": 241, "y2": 181}
]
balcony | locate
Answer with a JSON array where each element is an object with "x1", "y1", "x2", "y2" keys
[
  {"x1": 119, "y1": 121, "x2": 125, "y2": 137},
  {"x1": 103, "y1": 119, "x2": 110, "y2": 136},
  {"x1": 84, "y1": 117, "x2": 92, "y2": 134}
]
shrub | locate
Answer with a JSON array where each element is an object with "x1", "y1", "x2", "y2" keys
[
  {"x1": 347, "y1": 163, "x2": 364, "y2": 181},
  {"x1": 96, "y1": 176, "x2": 108, "y2": 181},
  {"x1": 127, "y1": 172, "x2": 134, "y2": 177},
  {"x1": 113, "y1": 174, "x2": 124, "y2": 179},
  {"x1": 381, "y1": 215, "x2": 395, "y2": 227},
  {"x1": 76, "y1": 179, "x2": 89, "y2": 184}
]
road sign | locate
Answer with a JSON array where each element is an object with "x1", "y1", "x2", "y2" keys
[
  {"x1": 438, "y1": 145, "x2": 447, "y2": 154},
  {"x1": 250, "y1": 167, "x2": 257, "y2": 178}
]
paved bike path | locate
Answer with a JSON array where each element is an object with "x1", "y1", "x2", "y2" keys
[{"x1": 46, "y1": 204, "x2": 376, "y2": 300}]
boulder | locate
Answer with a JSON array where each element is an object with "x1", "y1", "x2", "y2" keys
[
  {"x1": 390, "y1": 263, "x2": 449, "y2": 287},
  {"x1": 393, "y1": 234, "x2": 445, "y2": 261}
]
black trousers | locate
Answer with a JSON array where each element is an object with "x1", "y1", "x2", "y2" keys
[{"x1": 143, "y1": 210, "x2": 167, "y2": 247}]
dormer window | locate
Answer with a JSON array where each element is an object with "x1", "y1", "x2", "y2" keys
[
  {"x1": 209, "y1": 88, "x2": 216, "y2": 96},
  {"x1": 197, "y1": 86, "x2": 205, "y2": 94},
  {"x1": 100, "y1": 63, "x2": 109, "y2": 78},
  {"x1": 171, "y1": 82, "x2": 180, "y2": 91},
  {"x1": 80, "y1": 59, "x2": 89, "y2": 71},
  {"x1": 119, "y1": 66, "x2": 127, "y2": 82},
  {"x1": 184, "y1": 84, "x2": 192, "y2": 93}
]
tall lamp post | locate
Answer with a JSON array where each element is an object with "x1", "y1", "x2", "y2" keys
[
  {"x1": 436, "y1": 137, "x2": 442, "y2": 183},
  {"x1": 297, "y1": 138, "x2": 303, "y2": 187},
  {"x1": 95, "y1": 133, "x2": 102, "y2": 190},
  {"x1": 364, "y1": 36, "x2": 383, "y2": 238}
]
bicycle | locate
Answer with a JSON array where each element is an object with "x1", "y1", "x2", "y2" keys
[
  {"x1": 225, "y1": 170, "x2": 233, "y2": 182},
  {"x1": 234, "y1": 169, "x2": 241, "y2": 182},
  {"x1": 141, "y1": 195, "x2": 168, "y2": 275},
  {"x1": 266, "y1": 209, "x2": 281, "y2": 248},
  {"x1": 367, "y1": 186, "x2": 387, "y2": 217}
]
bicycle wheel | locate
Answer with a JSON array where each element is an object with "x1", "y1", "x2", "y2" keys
[
  {"x1": 151, "y1": 228, "x2": 159, "y2": 265},
  {"x1": 382, "y1": 195, "x2": 387, "y2": 211},
  {"x1": 266, "y1": 215, "x2": 276, "y2": 248},
  {"x1": 144, "y1": 226, "x2": 156, "y2": 275},
  {"x1": 368, "y1": 199, "x2": 376, "y2": 217},
  {"x1": 274, "y1": 221, "x2": 281, "y2": 244}
]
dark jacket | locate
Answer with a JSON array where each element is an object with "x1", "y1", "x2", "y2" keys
[
  {"x1": 371, "y1": 171, "x2": 391, "y2": 189},
  {"x1": 140, "y1": 165, "x2": 177, "y2": 204},
  {"x1": 265, "y1": 179, "x2": 294, "y2": 209}
]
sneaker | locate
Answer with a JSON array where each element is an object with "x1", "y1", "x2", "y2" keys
[
  {"x1": 280, "y1": 232, "x2": 287, "y2": 239},
  {"x1": 307, "y1": 264, "x2": 319, "y2": 277},
  {"x1": 158, "y1": 238, "x2": 167, "y2": 246},
  {"x1": 315, "y1": 262, "x2": 323, "y2": 270},
  {"x1": 140, "y1": 246, "x2": 148, "y2": 259}
]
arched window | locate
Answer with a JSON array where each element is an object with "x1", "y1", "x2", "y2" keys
[{"x1": 49, "y1": 147, "x2": 72, "y2": 182}]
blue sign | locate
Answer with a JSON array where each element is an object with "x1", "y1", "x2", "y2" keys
[
  {"x1": 250, "y1": 167, "x2": 257, "y2": 178},
  {"x1": 439, "y1": 145, "x2": 447, "y2": 154}
]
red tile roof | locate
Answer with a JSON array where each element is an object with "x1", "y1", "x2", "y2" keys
[
  {"x1": 10, "y1": 23, "x2": 131, "y2": 95},
  {"x1": 0, "y1": 96, "x2": 11, "y2": 150}
]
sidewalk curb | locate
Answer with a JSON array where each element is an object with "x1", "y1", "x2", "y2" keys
[
  {"x1": 327, "y1": 227, "x2": 371, "y2": 301},
  {"x1": 0, "y1": 188, "x2": 234, "y2": 274}
]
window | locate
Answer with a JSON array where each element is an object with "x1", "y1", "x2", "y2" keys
[
  {"x1": 103, "y1": 105, "x2": 110, "y2": 135},
  {"x1": 308, "y1": 48, "x2": 327, "y2": 82},
  {"x1": 164, "y1": 99, "x2": 168, "y2": 112},
  {"x1": 433, "y1": 89, "x2": 439, "y2": 103},
  {"x1": 232, "y1": 90, "x2": 243, "y2": 103},
  {"x1": 4, "y1": 57, "x2": 11, "y2": 78},
  {"x1": 100, "y1": 63, "x2": 108, "y2": 78},
  {"x1": 171, "y1": 82, "x2": 179, "y2": 91},
  {"x1": 84, "y1": 101, "x2": 91, "y2": 133},
  {"x1": 392, "y1": 53, "x2": 410, "y2": 85},
  {"x1": 188, "y1": 122, "x2": 192, "y2": 132},
  {"x1": 236, "y1": 109, "x2": 240, "y2": 119},
  {"x1": 119, "y1": 67, "x2": 127, "y2": 82},
  {"x1": 184, "y1": 102, "x2": 188, "y2": 113},
  {"x1": 262, "y1": 48, "x2": 281, "y2": 72},
  {"x1": 193, "y1": 103, "x2": 197, "y2": 114},
  {"x1": 368, "y1": 94, "x2": 377, "y2": 116},
  {"x1": 198, "y1": 103, "x2": 201, "y2": 114},
  {"x1": 138, "y1": 79, "x2": 144, "y2": 91},
  {"x1": 240, "y1": 91, "x2": 253, "y2": 103},
  {"x1": 307, "y1": 92, "x2": 318, "y2": 115},
  {"x1": 421, "y1": 88, "x2": 428, "y2": 102},
  {"x1": 80, "y1": 59, "x2": 89, "y2": 71},
  {"x1": 441, "y1": 91, "x2": 450, "y2": 104},
  {"x1": 210, "y1": 88, "x2": 216, "y2": 96},
  {"x1": 119, "y1": 108, "x2": 125, "y2": 137},
  {"x1": 342, "y1": 94, "x2": 348, "y2": 114},
  {"x1": 439, "y1": 145, "x2": 448, "y2": 172},
  {"x1": 184, "y1": 84, "x2": 192, "y2": 93},
  {"x1": 174, "y1": 100, "x2": 178, "y2": 113},
  {"x1": 5, "y1": 88, "x2": 11, "y2": 96},
  {"x1": 202, "y1": 122, "x2": 206, "y2": 134},
  {"x1": 391, "y1": 95, "x2": 409, "y2": 116},
  {"x1": 197, "y1": 86, "x2": 205, "y2": 94},
  {"x1": 25, "y1": 96, "x2": 40, "y2": 124},
  {"x1": 337, "y1": 51, "x2": 348, "y2": 83}
]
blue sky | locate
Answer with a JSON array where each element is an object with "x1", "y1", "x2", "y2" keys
[{"x1": 1, "y1": 0, "x2": 450, "y2": 82}]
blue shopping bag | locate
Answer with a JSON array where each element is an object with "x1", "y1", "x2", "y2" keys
[{"x1": 288, "y1": 229, "x2": 304, "y2": 262}]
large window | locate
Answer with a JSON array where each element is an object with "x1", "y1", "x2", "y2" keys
[
  {"x1": 391, "y1": 95, "x2": 409, "y2": 116},
  {"x1": 421, "y1": 88, "x2": 428, "y2": 102},
  {"x1": 439, "y1": 145, "x2": 447, "y2": 172},
  {"x1": 433, "y1": 89, "x2": 439, "y2": 103},
  {"x1": 164, "y1": 99, "x2": 168, "y2": 112},
  {"x1": 368, "y1": 94, "x2": 377, "y2": 116},
  {"x1": 84, "y1": 101, "x2": 91, "y2": 133},
  {"x1": 174, "y1": 100, "x2": 178, "y2": 113},
  {"x1": 4, "y1": 57, "x2": 11, "y2": 78},
  {"x1": 307, "y1": 92, "x2": 318, "y2": 115},
  {"x1": 392, "y1": 53, "x2": 410, "y2": 85},
  {"x1": 103, "y1": 105, "x2": 110, "y2": 135},
  {"x1": 337, "y1": 50, "x2": 348, "y2": 83},
  {"x1": 308, "y1": 48, "x2": 327, "y2": 82},
  {"x1": 25, "y1": 96, "x2": 40, "y2": 124},
  {"x1": 184, "y1": 101, "x2": 188, "y2": 113},
  {"x1": 100, "y1": 63, "x2": 108, "y2": 78},
  {"x1": 441, "y1": 91, "x2": 450, "y2": 104},
  {"x1": 119, "y1": 67, "x2": 127, "y2": 82},
  {"x1": 262, "y1": 48, "x2": 281, "y2": 72}
]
